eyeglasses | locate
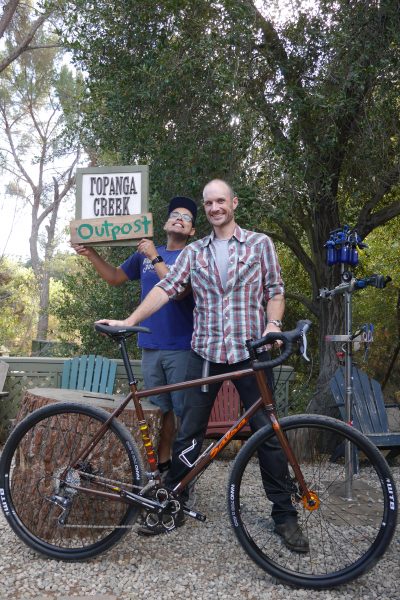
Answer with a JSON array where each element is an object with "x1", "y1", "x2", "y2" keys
[{"x1": 169, "y1": 211, "x2": 193, "y2": 223}]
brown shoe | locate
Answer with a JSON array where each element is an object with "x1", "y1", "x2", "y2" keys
[{"x1": 274, "y1": 520, "x2": 309, "y2": 553}]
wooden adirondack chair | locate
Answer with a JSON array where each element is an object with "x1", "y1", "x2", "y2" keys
[
  {"x1": 330, "y1": 366, "x2": 400, "y2": 461},
  {"x1": 61, "y1": 355, "x2": 117, "y2": 395},
  {"x1": 205, "y1": 381, "x2": 251, "y2": 439}
]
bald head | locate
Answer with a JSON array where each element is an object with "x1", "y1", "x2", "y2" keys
[{"x1": 203, "y1": 179, "x2": 235, "y2": 202}]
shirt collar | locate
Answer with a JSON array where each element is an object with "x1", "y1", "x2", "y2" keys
[{"x1": 200, "y1": 224, "x2": 245, "y2": 247}]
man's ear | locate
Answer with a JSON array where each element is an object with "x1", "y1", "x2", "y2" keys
[
  {"x1": 233, "y1": 196, "x2": 239, "y2": 210},
  {"x1": 188, "y1": 227, "x2": 196, "y2": 238}
]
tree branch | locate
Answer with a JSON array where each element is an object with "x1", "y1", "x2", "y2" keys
[
  {"x1": 356, "y1": 163, "x2": 400, "y2": 235},
  {"x1": 0, "y1": 0, "x2": 19, "y2": 40},
  {"x1": 263, "y1": 223, "x2": 317, "y2": 285},
  {"x1": 356, "y1": 200, "x2": 400, "y2": 239},
  {"x1": 284, "y1": 291, "x2": 319, "y2": 317},
  {"x1": 0, "y1": 11, "x2": 49, "y2": 73}
]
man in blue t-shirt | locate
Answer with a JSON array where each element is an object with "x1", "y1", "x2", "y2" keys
[{"x1": 73, "y1": 196, "x2": 197, "y2": 476}]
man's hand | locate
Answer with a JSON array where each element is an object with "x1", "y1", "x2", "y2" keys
[
  {"x1": 137, "y1": 238, "x2": 157, "y2": 260},
  {"x1": 262, "y1": 322, "x2": 283, "y2": 348},
  {"x1": 95, "y1": 318, "x2": 132, "y2": 327},
  {"x1": 71, "y1": 243, "x2": 97, "y2": 258}
]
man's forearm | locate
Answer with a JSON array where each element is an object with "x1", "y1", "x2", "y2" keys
[
  {"x1": 125, "y1": 286, "x2": 170, "y2": 326},
  {"x1": 266, "y1": 294, "x2": 285, "y2": 322},
  {"x1": 86, "y1": 251, "x2": 124, "y2": 285}
]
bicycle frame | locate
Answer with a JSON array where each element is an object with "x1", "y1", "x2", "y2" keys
[{"x1": 64, "y1": 342, "x2": 313, "y2": 510}]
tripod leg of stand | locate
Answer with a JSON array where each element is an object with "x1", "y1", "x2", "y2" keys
[{"x1": 344, "y1": 288, "x2": 354, "y2": 500}]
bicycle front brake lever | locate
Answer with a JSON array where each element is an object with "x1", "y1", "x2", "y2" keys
[{"x1": 299, "y1": 329, "x2": 310, "y2": 362}]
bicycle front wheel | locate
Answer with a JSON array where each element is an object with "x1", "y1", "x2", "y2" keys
[
  {"x1": 228, "y1": 414, "x2": 397, "y2": 588},
  {"x1": 0, "y1": 402, "x2": 145, "y2": 560}
]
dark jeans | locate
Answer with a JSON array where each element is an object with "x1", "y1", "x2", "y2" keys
[{"x1": 165, "y1": 350, "x2": 297, "y2": 524}]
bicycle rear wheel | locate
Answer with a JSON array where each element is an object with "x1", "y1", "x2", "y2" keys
[
  {"x1": 0, "y1": 402, "x2": 145, "y2": 560},
  {"x1": 228, "y1": 414, "x2": 397, "y2": 588}
]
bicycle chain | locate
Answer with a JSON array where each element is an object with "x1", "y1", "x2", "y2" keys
[{"x1": 74, "y1": 469, "x2": 142, "y2": 491}]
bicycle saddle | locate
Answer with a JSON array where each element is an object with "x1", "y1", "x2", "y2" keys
[{"x1": 94, "y1": 322, "x2": 151, "y2": 338}]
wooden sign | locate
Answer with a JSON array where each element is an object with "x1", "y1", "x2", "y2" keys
[
  {"x1": 70, "y1": 214, "x2": 153, "y2": 245},
  {"x1": 72, "y1": 165, "x2": 149, "y2": 247}
]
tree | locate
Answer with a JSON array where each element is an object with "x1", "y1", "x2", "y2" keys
[
  {"x1": 52, "y1": 248, "x2": 142, "y2": 358},
  {"x1": 0, "y1": 22, "x2": 82, "y2": 341},
  {"x1": 0, "y1": 0, "x2": 55, "y2": 73},
  {"x1": 0, "y1": 257, "x2": 39, "y2": 354},
  {"x1": 352, "y1": 217, "x2": 400, "y2": 396},
  {"x1": 61, "y1": 0, "x2": 400, "y2": 411}
]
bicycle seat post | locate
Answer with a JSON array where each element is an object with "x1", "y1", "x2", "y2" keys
[
  {"x1": 117, "y1": 333, "x2": 159, "y2": 472},
  {"x1": 117, "y1": 335, "x2": 138, "y2": 388}
]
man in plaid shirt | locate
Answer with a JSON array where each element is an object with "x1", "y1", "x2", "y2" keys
[{"x1": 98, "y1": 179, "x2": 309, "y2": 551}]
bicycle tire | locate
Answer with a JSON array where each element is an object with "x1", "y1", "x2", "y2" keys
[
  {"x1": 228, "y1": 414, "x2": 397, "y2": 588},
  {"x1": 0, "y1": 402, "x2": 145, "y2": 560}
]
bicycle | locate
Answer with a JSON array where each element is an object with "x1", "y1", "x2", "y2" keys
[{"x1": 0, "y1": 320, "x2": 397, "y2": 589}]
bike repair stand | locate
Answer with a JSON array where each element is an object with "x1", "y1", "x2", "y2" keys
[{"x1": 320, "y1": 226, "x2": 391, "y2": 499}]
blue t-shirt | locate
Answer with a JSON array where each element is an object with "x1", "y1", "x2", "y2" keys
[{"x1": 120, "y1": 245, "x2": 194, "y2": 350}]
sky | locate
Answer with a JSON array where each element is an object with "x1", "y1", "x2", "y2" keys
[{"x1": 0, "y1": 182, "x2": 75, "y2": 262}]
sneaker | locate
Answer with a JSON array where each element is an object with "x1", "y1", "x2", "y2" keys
[
  {"x1": 137, "y1": 509, "x2": 185, "y2": 537},
  {"x1": 274, "y1": 520, "x2": 309, "y2": 553}
]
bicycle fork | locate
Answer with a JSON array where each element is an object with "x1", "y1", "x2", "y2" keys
[{"x1": 254, "y1": 370, "x2": 320, "y2": 512}]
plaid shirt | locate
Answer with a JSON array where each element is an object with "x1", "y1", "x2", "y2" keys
[{"x1": 157, "y1": 225, "x2": 284, "y2": 364}]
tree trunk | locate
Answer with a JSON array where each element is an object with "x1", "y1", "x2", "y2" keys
[
  {"x1": 36, "y1": 270, "x2": 50, "y2": 341},
  {"x1": 306, "y1": 197, "x2": 344, "y2": 415}
]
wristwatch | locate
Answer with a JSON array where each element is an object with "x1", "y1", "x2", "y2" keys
[
  {"x1": 268, "y1": 319, "x2": 283, "y2": 328},
  {"x1": 151, "y1": 255, "x2": 164, "y2": 265}
]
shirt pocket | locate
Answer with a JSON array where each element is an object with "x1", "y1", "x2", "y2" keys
[
  {"x1": 238, "y1": 259, "x2": 261, "y2": 286},
  {"x1": 190, "y1": 256, "x2": 210, "y2": 287}
]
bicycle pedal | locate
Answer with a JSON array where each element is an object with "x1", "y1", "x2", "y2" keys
[{"x1": 183, "y1": 506, "x2": 206, "y2": 522}]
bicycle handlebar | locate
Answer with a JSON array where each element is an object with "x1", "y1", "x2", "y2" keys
[{"x1": 248, "y1": 319, "x2": 312, "y2": 371}]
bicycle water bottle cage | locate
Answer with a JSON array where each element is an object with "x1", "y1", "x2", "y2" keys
[{"x1": 94, "y1": 323, "x2": 151, "y2": 339}]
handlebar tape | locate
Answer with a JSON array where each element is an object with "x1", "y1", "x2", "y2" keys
[{"x1": 250, "y1": 320, "x2": 312, "y2": 371}]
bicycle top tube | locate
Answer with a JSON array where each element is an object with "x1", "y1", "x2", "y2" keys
[{"x1": 94, "y1": 319, "x2": 312, "y2": 373}]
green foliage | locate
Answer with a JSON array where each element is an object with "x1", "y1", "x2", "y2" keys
[
  {"x1": 60, "y1": 0, "x2": 400, "y2": 286},
  {"x1": 0, "y1": 258, "x2": 39, "y2": 355},
  {"x1": 52, "y1": 248, "x2": 142, "y2": 358},
  {"x1": 351, "y1": 217, "x2": 400, "y2": 393}
]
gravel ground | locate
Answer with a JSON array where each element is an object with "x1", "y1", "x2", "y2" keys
[{"x1": 0, "y1": 459, "x2": 399, "y2": 600}]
